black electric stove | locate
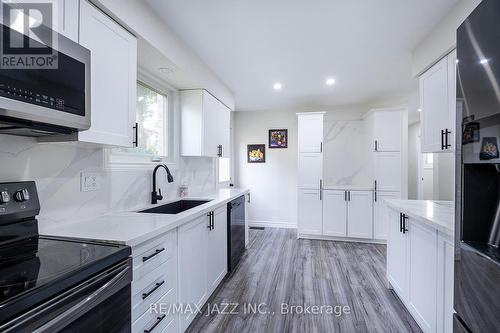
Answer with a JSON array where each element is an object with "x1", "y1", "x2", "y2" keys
[{"x1": 0, "y1": 181, "x2": 132, "y2": 332}]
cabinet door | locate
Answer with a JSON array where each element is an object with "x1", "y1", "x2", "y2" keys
[
  {"x1": 298, "y1": 189, "x2": 322, "y2": 235},
  {"x1": 322, "y1": 190, "x2": 347, "y2": 237},
  {"x1": 298, "y1": 114, "x2": 323, "y2": 153},
  {"x1": 79, "y1": 0, "x2": 137, "y2": 146},
  {"x1": 217, "y1": 104, "x2": 231, "y2": 158},
  {"x1": 373, "y1": 191, "x2": 400, "y2": 240},
  {"x1": 298, "y1": 153, "x2": 322, "y2": 189},
  {"x1": 347, "y1": 191, "x2": 373, "y2": 239},
  {"x1": 387, "y1": 208, "x2": 408, "y2": 300},
  {"x1": 202, "y1": 91, "x2": 219, "y2": 157},
  {"x1": 408, "y1": 220, "x2": 438, "y2": 333},
  {"x1": 374, "y1": 152, "x2": 401, "y2": 192},
  {"x1": 437, "y1": 233, "x2": 454, "y2": 333},
  {"x1": 373, "y1": 111, "x2": 402, "y2": 152},
  {"x1": 207, "y1": 207, "x2": 227, "y2": 295},
  {"x1": 447, "y1": 50, "x2": 457, "y2": 152},
  {"x1": 55, "y1": 0, "x2": 79, "y2": 42},
  {"x1": 420, "y1": 57, "x2": 449, "y2": 153},
  {"x1": 178, "y1": 215, "x2": 208, "y2": 331}
]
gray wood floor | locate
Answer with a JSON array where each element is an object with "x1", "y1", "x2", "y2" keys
[{"x1": 187, "y1": 228, "x2": 422, "y2": 333}]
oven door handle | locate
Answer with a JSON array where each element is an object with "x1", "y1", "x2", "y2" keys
[{"x1": 32, "y1": 262, "x2": 131, "y2": 333}]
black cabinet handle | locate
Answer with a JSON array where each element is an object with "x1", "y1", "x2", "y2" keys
[
  {"x1": 348, "y1": 191, "x2": 351, "y2": 201},
  {"x1": 133, "y1": 122, "x2": 138, "y2": 147},
  {"x1": 374, "y1": 180, "x2": 377, "y2": 191},
  {"x1": 320, "y1": 142, "x2": 323, "y2": 152},
  {"x1": 211, "y1": 211, "x2": 214, "y2": 230},
  {"x1": 399, "y1": 213, "x2": 403, "y2": 232},
  {"x1": 445, "y1": 129, "x2": 451, "y2": 149},
  {"x1": 374, "y1": 191, "x2": 377, "y2": 202},
  {"x1": 402, "y1": 214, "x2": 409, "y2": 234},
  {"x1": 441, "y1": 129, "x2": 445, "y2": 150},
  {"x1": 319, "y1": 180, "x2": 323, "y2": 201},
  {"x1": 142, "y1": 280, "x2": 165, "y2": 300},
  {"x1": 344, "y1": 191, "x2": 347, "y2": 201},
  {"x1": 144, "y1": 314, "x2": 166, "y2": 333},
  {"x1": 375, "y1": 140, "x2": 378, "y2": 151},
  {"x1": 207, "y1": 212, "x2": 212, "y2": 230},
  {"x1": 247, "y1": 193, "x2": 251, "y2": 203},
  {"x1": 142, "y1": 248, "x2": 165, "y2": 262}
]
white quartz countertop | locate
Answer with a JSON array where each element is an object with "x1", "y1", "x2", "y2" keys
[
  {"x1": 384, "y1": 199, "x2": 455, "y2": 237},
  {"x1": 39, "y1": 188, "x2": 249, "y2": 248}
]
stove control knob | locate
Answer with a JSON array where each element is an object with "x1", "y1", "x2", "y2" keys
[
  {"x1": 14, "y1": 189, "x2": 30, "y2": 202},
  {"x1": 0, "y1": 191, "x2": 9, "y2": 204}
]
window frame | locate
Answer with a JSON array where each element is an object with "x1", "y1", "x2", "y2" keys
[{"x1": 105, "y1": 70, "x2": 178, "y2": 170}]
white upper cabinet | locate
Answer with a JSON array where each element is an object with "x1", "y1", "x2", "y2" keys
[
  {"x1": 322, "y1": 190, "x2": 347, "y2": 237},
  {"x1": 347, "y1": 190, "x2": 373, "y2": 239},
  {"x1": 374, "y1": 152, "x2": 402, "y2": 192},
  {"x1": 78, "y1": 0, "x2": 137, "y2": 146},
  {"x1": 181, "y1": 89, "x2": 231, "y2": 157},
  {"x1": 298, "y1": 153, "x2": 323, "y2": 189},
  {"x1": 420, "y1": 50, "x2": 456, "y2": 153},
  {"x1": 297, "y1": 113, "x2": 324, "y2": 153},
  {"x1": 372, "y1": 110, "x2": 402, "y2": 152},
  {"x1": 54, "y1": 0, "x2": 79, "y2": 42}
]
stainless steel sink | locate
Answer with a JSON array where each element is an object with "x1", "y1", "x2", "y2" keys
[{"x1": 138, "y1": 199, "x2": 212, "y2": 214}]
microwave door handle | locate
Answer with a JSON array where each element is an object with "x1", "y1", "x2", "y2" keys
[{"x1": 32, "y1": 263, "x2": 130, "y2": 333}]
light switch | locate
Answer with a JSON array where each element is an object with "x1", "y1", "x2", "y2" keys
[{"x1": 80, "y1": 172, "x2": 100, "y2": 192}]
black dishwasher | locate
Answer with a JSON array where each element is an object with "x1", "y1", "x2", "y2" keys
[{"x1": 227, "y1": 196, "x2": 246, "y2": 272}]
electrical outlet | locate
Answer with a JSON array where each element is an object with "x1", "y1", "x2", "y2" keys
[{"x1": 80, "y1": 172, "x2": 100, "y2": 192}]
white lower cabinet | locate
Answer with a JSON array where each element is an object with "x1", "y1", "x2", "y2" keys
[
  {"x1": 179, "y1": 206, "x2": 227, "y2": 332},
  {"x1": 347, "y1": 191, "x2": 373, "y2": 239},
  {"x1": 322, "y1": 190, "x2": 347, "y2": 237},
  {"x1": 298, "y1": 189, "x2": 322, "y2": 235},
  {"x1": 387, "y1": 207, "x2": 454, "y2": 333}
]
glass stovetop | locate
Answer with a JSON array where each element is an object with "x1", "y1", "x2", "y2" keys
[{"x1": 0, "y1": 236, "x2": 130, "y2": 322}]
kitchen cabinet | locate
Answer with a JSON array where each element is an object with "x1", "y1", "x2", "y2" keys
[
  {"x1": 178, "y1": 205, "x2": 228, "y2": 331},
  {"x1": 371, "y1": 110, "x2": 402, "y2": 152},
  {"x1": 374, "y1": 152, "x2": 402, "y2": 192},
  {"x1": 420, "y1": 50, "x2": 456, "y2": 153},
  {"x1": 77, "y1": 0, "x2": 137, "y2": 146},
  {"x1": 297, "y1": 112, "x2": 324, "y2": 153},
  {"x1": 387, "y1": 208, "x2": 409, "y2": 299},
  {"x1": 408, "y1": 219, "x2": 437, "y2": 333},
  {"x1": 55, "y1": 0, "x2": 79, "y2": 42},
  {"x1": 298, "y1": 153, "x2": 323, "y2": 189},
  {"x1": 298, "y1": 189, "x2": 322, "y2": 235},
  {"x1": 322, "y1": 190, "x2": 347, "y2": 237},
  {"x1": 181, "y1": 89, "x2": 231, "y2": 157},
  {"x1": 347, "y1": 190, "x2": 373, "y2": 239},
  {"x1": 387, "y1": 206, "x2": 454, "y2": 333},
  {"x1": 207, "y1": 207, "x2": 228, "y2": 295},
  {"x1": 373, "y1": 191, "x2": 400, "y2": 240},
  {"x1": 178, "y1": 214, "x2": 208, "y2": 331}
]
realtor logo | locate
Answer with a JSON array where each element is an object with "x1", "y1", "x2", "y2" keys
[{"x1": 0, "y1": 0, "x2": 58, "y2": 69}]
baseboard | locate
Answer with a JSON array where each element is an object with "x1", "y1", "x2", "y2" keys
[
  {"x1": 297, "y1": 233, "x2": 387, "y2": 244},
  {"x1": 248, "y1": 219, "x2": 297, "y2": 229}
]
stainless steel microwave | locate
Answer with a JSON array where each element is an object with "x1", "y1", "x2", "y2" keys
[{"x1": 0, "y1": 23, "x2": 90, "y2": 137}]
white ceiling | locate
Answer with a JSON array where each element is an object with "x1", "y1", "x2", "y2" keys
[{"x1": 145, "y1": 0, "x2": 458, "y2": 111}]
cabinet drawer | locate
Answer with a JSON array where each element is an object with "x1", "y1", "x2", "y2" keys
[
  {"x1": 133, "y1": 231, "x2": 176, "y2": 281},
  {"x1": 132, "y1": 288, "x2": 177, "y2": 333},
  {"x1": 132, "y1": 258, "x2": 177, "y2": 321}
]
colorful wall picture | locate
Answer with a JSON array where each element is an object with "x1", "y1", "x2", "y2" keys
[
  {"x1": 269, "y1": 129, "x2": 288, "y2": 148},
  {"x1": 480, "y1": 137, "x2": 499, "y2": 160},
  {"x1": 247, "y1": 144, "x2": 266, "y2": 163}
]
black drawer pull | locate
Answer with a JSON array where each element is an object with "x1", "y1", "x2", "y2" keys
[
  {"x1": 142, "y1": 248, "x2": 165, "y2": 262},
  {"x1": 142, "y1": 280, "x2": 165, "y2": 300},
  {"x1": 144, "y1": 314, "x2": 166, "y2": 333}
]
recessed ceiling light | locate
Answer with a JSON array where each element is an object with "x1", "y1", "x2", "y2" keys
[
  {"x1": 273, "y1": 82, "x2": 282, "y2": 90},
  {"x1": 480, "y1": 58, "x2": 489, "y2": 65},
  {"x1": 417, "y1": 108, "x2": 422, "y2": 112},
  {"x1": 326, "y1": 78, "x2": 336, "y2": 86},
  {"x1": 159, "y1": 67, "x2": 173, "y2": 74}
]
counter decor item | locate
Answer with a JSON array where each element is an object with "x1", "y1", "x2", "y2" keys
[
  {"x1": 247, "y1": 144, "x2": 266, "y2": 163},
  {"x1": 479, "y1": 137, "x2": 499, "y2": 160},
  {"x1": 269, "y1": 129, "x2": 288, "y2": 148},
  {"x1": 179, "y1": 183, "x2": 189, "y2": 197}
]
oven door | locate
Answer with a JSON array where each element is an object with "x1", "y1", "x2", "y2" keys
[{"x1": 0, "y1": 258, "x2": 132, "y2": 333}]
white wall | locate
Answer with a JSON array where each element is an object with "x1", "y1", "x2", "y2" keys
[
  {"x1": 412, "y1": 0, "x2": 481, "y2": 76},
  {"x1": 435, "y1": 153, "x2": 455, "y2": 201},
  {"x1": 234, "y1": 110, "x2": 298, "y2": 228},
  {"x1": 408, "y1": 122, "x2": 420, "y2": 199},
  {"x1": 0, "y1": 134, "x2": 216, "y2": 225}
]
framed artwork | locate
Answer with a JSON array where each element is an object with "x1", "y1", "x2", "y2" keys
[
  {"x1": 247, "y1": 144, "x2": 266, "y2": 163},
  {"x1": 480, "y1": 137, "x2": 499, "y2": 160},
  {"x1": 269, "y1": 129, "x2": 288, "y2": 148},
  {"x1": 462, "y1": 122, "x2": 480, "y2": 144}
]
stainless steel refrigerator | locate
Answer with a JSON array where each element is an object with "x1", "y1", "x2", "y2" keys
[{"x1": 455, "y1": 0, "x2": 500, "y2": 331}]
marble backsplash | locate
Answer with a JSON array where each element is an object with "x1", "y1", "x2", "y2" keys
[
  {"x1": 323, "y1": 119, "x2": 372, "y2": 188},
  {"x1": 0, "y1": 134, "x2": 216, "y2": 224}
]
